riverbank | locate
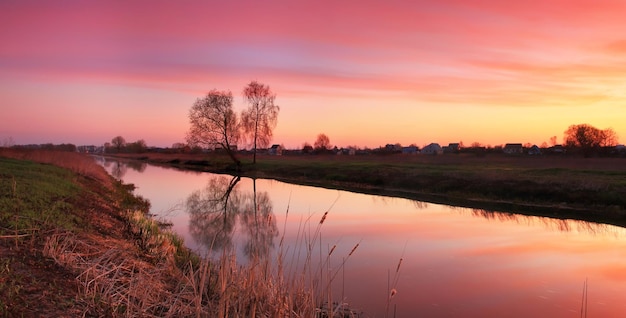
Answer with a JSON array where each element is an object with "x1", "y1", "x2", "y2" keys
[
  {"x1": 110, "y1": 152, "x2": 626, "y2": 227},
  {"x1": 0, "y1": 149, "x2": 322, "y2": 317}
]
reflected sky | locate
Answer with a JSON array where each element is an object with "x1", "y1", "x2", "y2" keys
[{"x1": 101, "y1": 158, "x2": 626, "y2": 317}]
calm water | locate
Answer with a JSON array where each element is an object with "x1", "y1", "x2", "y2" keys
[{"x1": 99, "y1": 157, "x2": 626, "y2": 317}]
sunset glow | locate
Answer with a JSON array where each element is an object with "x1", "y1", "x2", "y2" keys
[{"x1": 2, "y1": 0, "x2": 625, "y2": 148}]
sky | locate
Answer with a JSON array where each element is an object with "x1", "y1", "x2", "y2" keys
[{"x1": 1, "y1": 0, "x2": 625, "y2": 149}]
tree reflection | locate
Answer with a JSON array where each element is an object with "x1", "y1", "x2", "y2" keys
[
  {"x1": 240, "y1": 180, "x2": 278, "y2": 259},
  {"x1": 187, "y1": 175, "x2": 241, "y2": 251},
  {"x1": 103, "y1": 158, "x2": 147, "y2": 179},
  {"x1": 125, "y1": 160, "x2": 147, "y2": 173},
  {"x1": 110, "y1": 161, "x2": 128, "y2": 179},
  {"x1": 459, "y1": 207, "x2": 624, "y2": 237},
  {"x1": 186, "y1": 176, "x2": 278, "y2": 259}
]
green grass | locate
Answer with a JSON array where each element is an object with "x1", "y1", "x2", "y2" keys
[{"x1": 0, "y1": 157, "x2": 82, "y2": 236}]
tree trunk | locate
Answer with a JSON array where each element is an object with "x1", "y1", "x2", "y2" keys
[{"x1": 253, "y1": 111, "x2": 259, "y2": 164}]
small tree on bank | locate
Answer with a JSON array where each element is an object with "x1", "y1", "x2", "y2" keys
[
  {"x1": 242, "y1": 81, "x2": 280, "y2": 164},
  {"x1": 187, "y1": 90, "x2": 241, "y2": 168}
]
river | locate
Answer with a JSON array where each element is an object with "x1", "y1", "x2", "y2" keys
[{"x1": 98, "y1": 157, "x2": 626, "y2": 317}]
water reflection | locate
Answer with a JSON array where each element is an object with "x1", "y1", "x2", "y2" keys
[
  {"x1": 186, "y1": 176, "x2": 278, "y2": 258},
  {"x1": 98, "y1": 157, "x2": 147, "y2": 179},
  {"x1": 449, "y1": 206, "x2": 626, "y2": 238},
  {"x1": 97, "y1": 158, "x2": 626, "y2": 317}
]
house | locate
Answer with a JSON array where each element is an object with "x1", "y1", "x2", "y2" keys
[
  {"x1": 268, "y1": 144, "x2": 282, "y2": 155},
  {"x1": 421, "y1": 143, "x2": 442, "y2": 155},
  {"x1": 503, "y1": 143, "x2": 523, "y2": 155},
  {"x1": 402, "y1": 146, "x2": 418, "y2": 154},
  {"x1": 444, "y1": 143, "x2": 460, "y2": 154},
  {"x1": 528, "y1": 145, "x2": 541, "y2": 155},
  {"x1": 548, "y1": 145, "x2": 566, "y2": 154}
]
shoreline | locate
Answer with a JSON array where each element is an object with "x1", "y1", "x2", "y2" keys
[
  {"x1": 107, "y1": 152, "x2": 626, "y2": 228},
  {"x1": 0, "y1": 149, "x2": 327, "y2": 316}
]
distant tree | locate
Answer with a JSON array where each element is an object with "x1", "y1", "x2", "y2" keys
[
  {"x1": 55, "y1": 143, "x2": 77, "y2": 152},
  {"x1": 564, "y1": 124, "x2": 619, "y2": 157},
  {"x1": 313, "y1": 133, "x2": 331, "y2": 152},
  {"x1": 187, "y1": 90, "x2": 241, "y2": 168},
  {"x1": 172, "y1": 142, "x2": 188, "y2": 153},
  {"x1": 470, "y1": 141, "x2": 482, "y2": 148},
  {"x1": 540, "y1": 142, "x2": 548, "y2": 148},
  {"x1": 1, "y1": 136, "x2": 14, "y2": 148},
  {"x1": 241, "y1": 81, "x2": 280, "y2": 164},
  {"x1": 549, "y1": 136, "x2": 558, "y2": 146},
  {"x1": 523, "y1": 142, "x2": 532, "y2": 148},
  {"x1": 302, "y1": 142, "x2": 313, "y2": 154},
  {"x1": 127, "y1": 139, "x2": 147, "y2": 153},
  {"x1": 602, "y1": 128, "x2": 619, "y2": 147},
  {"x1": 111, "y1": 136, "x2": 126, "y2": 152}
]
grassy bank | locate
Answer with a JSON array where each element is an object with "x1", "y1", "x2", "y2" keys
[
  {"x1": 0, "y1": 149, "x2": 366, "y2": 317},
  {"x1": 112, "y1": 152, "x2": 626, "y2": 226}
]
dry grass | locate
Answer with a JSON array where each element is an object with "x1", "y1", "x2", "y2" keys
[
  {"x1": 0, "y1": 148, "x2": 110, "y2": 184},
  {"x1": 40, "y1": 209, "x2": 361, "y2": 317},
  {"x1": 1, "y1": 149, "x2": 371, "y2": 316}
]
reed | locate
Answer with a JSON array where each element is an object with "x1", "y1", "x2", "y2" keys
[
  {"x1": 3, "y1": 150, "x2": 369, "y2": 316},
  {"x1": 0, "y1": 148, "x2": 110, "y2": 184}
]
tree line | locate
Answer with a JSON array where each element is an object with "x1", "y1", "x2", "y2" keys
[{"x1": 104, "y1": 136, "x2": 148, "y2": 153}]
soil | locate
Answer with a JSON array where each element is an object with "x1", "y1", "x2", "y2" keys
[{"x1": 0, "y1": 167, "x2": 131, "y2": 317}]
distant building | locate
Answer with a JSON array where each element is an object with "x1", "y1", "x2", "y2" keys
[
  {"x1": 528, "y1": 145, "x2": 541, "y2": 155},
  {"x1": 402, "y1": 146, "x2": 418, "y2": 154},
  {"x1": 548, "y1": 145, "x2": 566, "y2": 154},
  {"x1": 77, "y1": 145, "x2": 102, "y2": 153},
  {"x1": 421, "y1": 143, "x2": 443, "y2": 155},
  {"x1": 268, "y1": 144, "x2": 282, "y2": 155},
  {"x1": 503, "y1": 143, "x2": 523, "y2": 155},
  {"x1": 444, "y1": 143, "x2": 460, "y2": 154}
]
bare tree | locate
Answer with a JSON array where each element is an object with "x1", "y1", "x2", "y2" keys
[
  {"x1": 127, "y1": 139, "x2": 147, "y2": 153},
  {"x1": 187, "y1": 90, "x2": 241, "y2": 168},
  {"x1": 242, "y1": 81, "x2": 280, "y2": 164},
  {"x1": 602, "y1": 128, "x2": 619, "y2": 147},
  {"x1": 564, "y1": 123, "x2": 619, "y2": 157},
  {"x1": 302, "y1": 142, "x2": 313, "y2": 154},
  {"x1": 314, "y1": 133, "x2": 331, "y2": 152},
  {"x1": 111, "y1": 136, "x2": 126, "y2": 152},
  {"x1": 549, "y1": 136, "x2": 558, "y2": 146},
  {"x1": 1, "y1": 136, "x2": 14, "y2": 148}
]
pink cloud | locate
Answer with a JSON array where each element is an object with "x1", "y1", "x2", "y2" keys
[{"x1": 2, "y1": 0, "x2": 626, "y2": 146}]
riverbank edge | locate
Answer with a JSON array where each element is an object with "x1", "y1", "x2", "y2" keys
[
  {"x1": 108, "y1": 153, "x2": 626, "y2": 228},
  {"x1": 1, "y1": 150, "x2": 326, "y2": 317},
  {"x1": 0, "y1": 151, "x2": 198, "y2": 316}
]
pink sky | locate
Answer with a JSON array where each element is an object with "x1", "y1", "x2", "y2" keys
[{"x1": 1, "y1": 0, "x2": 625, "y2": 149}]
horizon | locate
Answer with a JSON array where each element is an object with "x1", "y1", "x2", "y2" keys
[{"x1": 2, "y1": 1, "x2": 625, "y2": 149}]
